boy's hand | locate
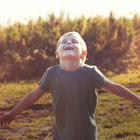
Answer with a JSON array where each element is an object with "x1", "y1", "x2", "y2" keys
[{"x1": 0, "y1": 112, "x2": 15, "y2": 128}]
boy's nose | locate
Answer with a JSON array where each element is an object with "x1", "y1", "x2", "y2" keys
[{"x1": 67, "y1": 41, "x2": 72, "y2": 44}]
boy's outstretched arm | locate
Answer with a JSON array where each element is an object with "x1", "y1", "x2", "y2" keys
[
  {"x1": 0, "y1": 86, "x2": 45, "y2": 128},
  {"x1": 102, "y1": 80, "x2": 140, "y2": 105}
]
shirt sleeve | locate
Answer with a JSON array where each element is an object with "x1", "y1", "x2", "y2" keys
[
  {"x1": 38, "y1": 68, "x2": 51, "y2": 92},
  {"x1": 92, "y1": 66, "x2": 107, "y2": 89}
]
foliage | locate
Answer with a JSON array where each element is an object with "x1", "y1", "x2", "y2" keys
[{"x1": 0, "y1": 12, "x2": 140, "y2": 81}]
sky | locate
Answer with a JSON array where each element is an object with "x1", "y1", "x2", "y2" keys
[{"x1": 0, "y1": 0, "x2": 140, "y2": 26}]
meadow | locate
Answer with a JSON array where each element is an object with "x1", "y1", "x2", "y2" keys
[{"x1": 0, "y1": 69, "x2": 140, "y2": 140}]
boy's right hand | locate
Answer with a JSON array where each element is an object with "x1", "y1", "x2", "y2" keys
[{"x1": 0, "y1": 112, "x2": 15, "y2": 128}]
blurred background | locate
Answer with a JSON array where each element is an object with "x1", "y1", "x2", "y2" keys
[{"x1": 0, "y1": 0, "x2": 140, "y2": 81}]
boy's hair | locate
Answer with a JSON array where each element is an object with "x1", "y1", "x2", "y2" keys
[{"x1": 57, "y1": 31, "x2": 87, "y2": 63}]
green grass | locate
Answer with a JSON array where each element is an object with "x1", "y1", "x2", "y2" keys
[{"x1": 0, "y1": 71, "x2": 140, "y2": 140}]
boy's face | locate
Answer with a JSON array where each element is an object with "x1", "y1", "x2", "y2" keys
[{"x1": 56, "y1": 34, "x2": 84, "y2": 60}]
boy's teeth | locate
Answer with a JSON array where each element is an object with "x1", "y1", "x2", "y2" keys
[{"x1": 64, "y1": 46, "x2": 74, "y2": 50}]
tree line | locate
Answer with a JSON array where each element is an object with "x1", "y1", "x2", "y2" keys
[{"x1": 0, "y1": 12, "x2": 140, "y2": 81}]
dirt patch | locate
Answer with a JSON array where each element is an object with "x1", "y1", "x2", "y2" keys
[
  {"x1": 116, "y1": 133, "x2": 140, "y2": 138},
  {"x1": 116, "y1": 132, "x2": 130, "y2": 138},
  {"x1": 127, "y1": 83, "x2": 140, "y2": 88},
  {"x1": 27, "y1": 103, "x2": 52, "y2": 112},
  {"x1": 0, "y1": 98, "x2": 53, "y2": 139},
  {"x1": 135, "y1": 89, "x2": 140, "y2": 92}
]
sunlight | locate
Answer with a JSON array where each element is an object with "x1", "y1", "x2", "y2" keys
[{"x1": 0, "y1": 0, "x2": 140, "y2": 25}]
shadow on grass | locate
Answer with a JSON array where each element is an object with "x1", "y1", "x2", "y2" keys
[
  {"x1": 27, "y1": 103, "x2": 52, "y2": 112},
  {"x1": 0, "y1": 103, "x2": 52, "y2": 117}
]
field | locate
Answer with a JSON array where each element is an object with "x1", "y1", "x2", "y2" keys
[{"x1": 0, "y1": 70, "x2": 140, "y2": 140}]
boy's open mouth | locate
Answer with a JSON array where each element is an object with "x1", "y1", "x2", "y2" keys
[{"x1": 64, "y1": 46, "x2": 74, "y2": 50}]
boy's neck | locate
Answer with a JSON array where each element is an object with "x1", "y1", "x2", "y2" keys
[{"x1": 59, "y1": 59, "x2": 83, "y2": 71}]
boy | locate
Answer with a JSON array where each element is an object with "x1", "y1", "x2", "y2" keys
[{"x1": 0, "y1": 31, "x2": 140, "y2": 140}]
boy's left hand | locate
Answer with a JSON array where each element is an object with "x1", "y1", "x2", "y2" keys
[{"x1": 0, "y1": 112, "x2": 15, "y2": 128}]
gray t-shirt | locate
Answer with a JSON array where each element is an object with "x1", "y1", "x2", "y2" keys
[{"x1": 39, "y1": 64, "x2": 107, "y2": 140}]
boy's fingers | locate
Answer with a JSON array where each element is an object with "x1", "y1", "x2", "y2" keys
[
  {"x1": 0, "y1": 116, "x2": 2, "y2": 122},
  {"x1": 7, "y1": 122, "x2": 10, "y2": 128},
  {"x1": 1, "y1": 121, "x2": 4, "y2": 128},
  {"x1": 5, "y1": 122, "x2": 10, "y2": 128},
  {"x1": 3, "y1": 123, "x2": 6, "y2": 128},
  {"x1": 0, "y1": 120, "x2": 8, "y2": 128},
  {"x1": 0, "y1": 118, "x2": 4, "y2": 127},
  {"x1": 3, "y1": 122, "x2": 7, "y2": 128},
  {"x1": 4, "y1": 121, "x2": 10, "y2": 128}
]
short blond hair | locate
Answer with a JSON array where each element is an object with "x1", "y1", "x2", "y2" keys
[{"x1": 57, "y1": 31, "x2": 87, "y2": 63}]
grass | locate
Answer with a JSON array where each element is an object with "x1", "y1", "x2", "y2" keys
[{"x1": 0, "y1": 70, "x2": 140, "y2": 140}]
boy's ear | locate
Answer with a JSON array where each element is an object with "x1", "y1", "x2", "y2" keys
[
  {"x1": 82, "y1": 51, "x2": 87, "y2": 56},
  {"x1": 55, "y1": 51, "x2": 59, "y2": 58}
]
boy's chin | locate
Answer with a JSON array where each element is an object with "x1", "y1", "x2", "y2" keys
[{"x1": 61, "y1": 53, "x2": 78, "y2": 59}]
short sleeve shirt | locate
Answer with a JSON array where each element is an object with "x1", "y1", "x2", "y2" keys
[{"x1": 39, "y1": 64, "x2": 107, "y2": 140}]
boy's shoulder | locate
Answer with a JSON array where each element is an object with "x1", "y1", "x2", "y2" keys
[
  {"x1": 83, "y1": 64, "x2": 97, "y2": 70},
  {"x1": 83, "y1": 64, "x2": 104, "y2": 75},
  {"x1": 45, "y1": 65, "x2": 60, "y2": 73}
]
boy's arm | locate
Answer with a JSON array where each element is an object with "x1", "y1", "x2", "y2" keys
[
  {"x1": 0, "y1": 86, "x2": 45, "y2": 128},
  {"x1": 102, "y1": 80, "x2": 140, "y2": 105}
]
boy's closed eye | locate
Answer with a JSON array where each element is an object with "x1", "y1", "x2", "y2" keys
[
  {"x1": 72, "y1": 39, "x2": 79, "y2": 44},
  {"x1": 61, "y1": 39, "x2": 79, "y2": 44},
  {"x1": 61, "y1": 39, "x2": 67, "y2": 44}
]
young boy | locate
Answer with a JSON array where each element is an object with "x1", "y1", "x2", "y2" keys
[{"x1": 0, "y1": 32, "x2": 140, "y2": 140}]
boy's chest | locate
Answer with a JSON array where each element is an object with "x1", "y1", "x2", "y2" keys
[
  {"x1": 52, "y1": 71, "x2": 89, "y2": 87},
  {"x1": 50, "y1": 71, "x2": 93, "y2": 97}
]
